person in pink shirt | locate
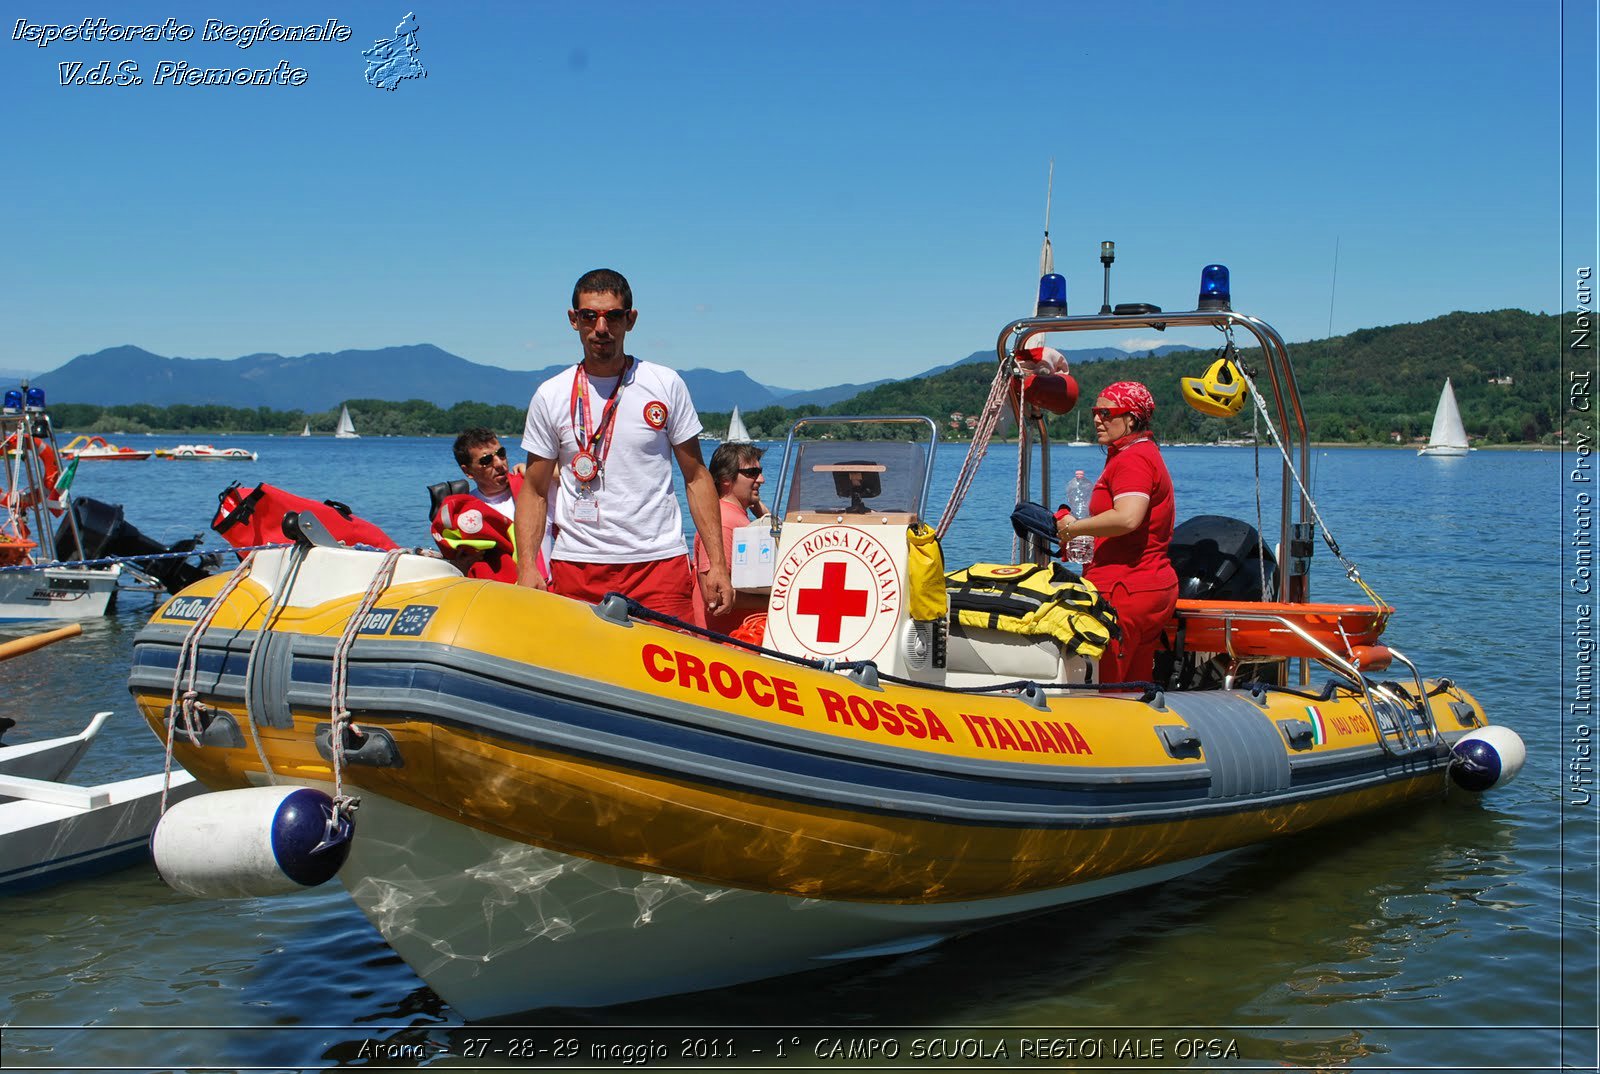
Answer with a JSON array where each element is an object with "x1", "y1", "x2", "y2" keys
[{"x1": 693, "y1": 441, "x2": 770, "y2": 635}]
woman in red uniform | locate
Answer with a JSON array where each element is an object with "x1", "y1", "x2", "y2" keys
[{"x1": 1056, "y1": 381, "x2": 1178, "y2": 684}]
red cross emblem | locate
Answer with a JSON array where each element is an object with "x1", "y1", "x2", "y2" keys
[{"x1": 795, "y1": 561, "x2": 869, "y2": 644}]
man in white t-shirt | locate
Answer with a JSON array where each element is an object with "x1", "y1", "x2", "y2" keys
[{"x1": 515, "y1": 269, "x2": 732, "y2": 622}]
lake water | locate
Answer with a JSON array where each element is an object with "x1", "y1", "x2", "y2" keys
[{"x1": 0, "y1": 434, "x2": 1591, "y2": 1072}]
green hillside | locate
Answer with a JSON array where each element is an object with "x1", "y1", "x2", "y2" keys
[{"x1": 711, "y1": 309, "x2": 1562, "y2": 445}]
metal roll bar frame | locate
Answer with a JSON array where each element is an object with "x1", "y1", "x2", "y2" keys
[{"x1": 997, "y1": 308, "x2": 1312, "y2": 605}]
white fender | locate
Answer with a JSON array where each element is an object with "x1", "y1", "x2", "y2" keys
[
  {"x1": 152, "y1": 785, "x2": 353, "y2": 898},
  {"x1": 1449, "y1": 726, "x2": 1527, "y2": 792}
]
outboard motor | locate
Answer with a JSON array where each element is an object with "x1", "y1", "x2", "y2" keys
[
  {"x1": 54, "y1": 497, "x2": 217, "y2": 594},
  {"x1": 1168, "y1": 514, "x2": 1278, "y2": 602},
  {"x1": 1158, "y1": 515, "x2": 1280, "y2": 689}
]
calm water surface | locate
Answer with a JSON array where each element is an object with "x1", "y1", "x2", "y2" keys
[{"x1": 0, "y1": 435, "x2": 1590, "y2": 1072}]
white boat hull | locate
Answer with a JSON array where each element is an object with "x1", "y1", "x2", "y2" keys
[
  {"x1": 0, "y1": 564, "x2": 119, "y2": 622},
  {"x1": 0, "y1": 769, "x2": 199, "y2": 894},
  {"x1": 0, "y1": 711, "x2": 110, "y2": 783},
  {"x1": 337, "y1": 791, "x2": 1230, "y2": 1017},
  {"x1": 0, "y1": 712, "x2": 203, "y2": 895},
  {"x1": 1417, "y1": 445, "x2": 1468, "y2": 457}
]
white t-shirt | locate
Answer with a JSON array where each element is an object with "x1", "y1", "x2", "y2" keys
[
  {"x1": 522, "y1": 357, "x2": 703, "y2": 564},
  {"x1": 479, "y1": 487, "x2": 515, "y2": 521}
]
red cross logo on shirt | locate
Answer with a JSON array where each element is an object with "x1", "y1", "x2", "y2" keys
[{"x1": 795, "y1": 561, "x2": 869, "y2": 644}]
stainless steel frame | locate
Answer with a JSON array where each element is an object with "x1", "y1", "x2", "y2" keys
[{"x1": 997, "y1": 309, "x2": 1311, "y2": 604}]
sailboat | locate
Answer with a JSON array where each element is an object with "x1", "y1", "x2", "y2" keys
[
  {"x1": 1418, "y1": 378, "x2": 1468, "y2": 457},
  {"x1": 1069, "y1": 409, "x2": 1091, "y2": 447},
  {"x1": 725, "y1": 405, "x2": 752, "y2": 442},
  {"x1": 334, "y1": 405, "x2": 359, "y2": 440},
  {"x1": 300, "y1": 422, "x2": 311, "y2": 438}
]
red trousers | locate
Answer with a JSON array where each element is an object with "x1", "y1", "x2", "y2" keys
[
  {"x1": 1097, "y1": 581, "x2": 1179, "y2": 685},
  {"x1": 549, "y1": 555, "x2": 696, "y2": 622}
]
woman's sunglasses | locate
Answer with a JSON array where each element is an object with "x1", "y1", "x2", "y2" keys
[{"x1": 1091, "y1": 407, "x2": 1133, "y2": 421}]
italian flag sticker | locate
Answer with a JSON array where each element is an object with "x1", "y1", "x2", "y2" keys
[{"x1": 1306, "y1": 705, "x2": 1327, "y2": 746}]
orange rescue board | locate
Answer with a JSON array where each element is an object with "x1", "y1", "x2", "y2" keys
[{"x1": 1172, "y1": 600, "x2": 1387, "y2": 659}]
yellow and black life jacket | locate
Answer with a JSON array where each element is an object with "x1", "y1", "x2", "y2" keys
[{"x1": 945, "y1": 561, "x2": 1122, "y2": 659}]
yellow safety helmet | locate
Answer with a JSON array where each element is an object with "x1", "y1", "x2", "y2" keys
[{"x1": 1181, "y1": 356, "x2": 1247, "y2": 418}]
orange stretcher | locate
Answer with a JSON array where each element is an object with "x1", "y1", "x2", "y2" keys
[{"x1": 1170, "y1": 599, "x2": 1389, "y2": 662}]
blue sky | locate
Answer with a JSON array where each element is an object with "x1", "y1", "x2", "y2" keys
[{"x1": 0, "y1": 1, "x2": 1589, "y2": 390}]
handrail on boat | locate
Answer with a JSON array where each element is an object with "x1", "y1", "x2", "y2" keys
[
  {"x1": 1183, "y1": 604, "x2": 1437, "y2": 756},
  {"x1": 996, "y1": 309, "x2": 1312, "y2": 605}
]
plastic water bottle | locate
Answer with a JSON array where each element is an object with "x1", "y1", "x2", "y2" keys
[{"x1": 1064, "y1": 470, "x2": 1095, "y2": 565}]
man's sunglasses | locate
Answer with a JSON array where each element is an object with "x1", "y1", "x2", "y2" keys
[
  {"x1": 737, "y1": 466, "x2": 763, "y2": 478},
  {"x1": 574, "y1": 307, "x2": 631, "y2": 325},
  {"x1": 473, "y1": 446, "x2": 507, "y2": 467},
  {"x1": 1091, "y1": 407, "x2": 1133, "y2": 420}
]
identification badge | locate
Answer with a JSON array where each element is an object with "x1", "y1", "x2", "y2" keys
[
  {"x1": 573, "y1": 493, "x2": 600, "y2": 524},
  {"x1": 571, "y1": 450, "x2": 599, "y2": 483}
]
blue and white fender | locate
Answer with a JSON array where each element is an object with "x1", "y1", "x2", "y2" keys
[
  {"x1": 152, "y1": 786, "x2": 354, "y2": 898},
  {"x1": 1449, "y1": 726, "x2": 1527, "y2": 793}
]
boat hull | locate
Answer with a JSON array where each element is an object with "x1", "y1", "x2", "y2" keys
[
  {"x1": 0, "y1": 565, "x2": 119, "y2": 622},
  {"x1": 126, "y1": 550, "x2": 1497, "y2": 1013},
  {"x1": 338, "y1": 788, "x2": 1231, "y2": 1015},
  {"x1": 0, "y1": 770, "x2": 199, "y2": 894},
  {"x1": 1417, "y1": 445, "x2": 1468, "y2": 457}
]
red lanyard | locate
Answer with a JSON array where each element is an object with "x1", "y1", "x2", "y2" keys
[{"x1": 569, "y1": 357, "x2": 631, "y2": 477}]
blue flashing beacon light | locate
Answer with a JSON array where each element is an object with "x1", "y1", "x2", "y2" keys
[
  {"x1": 1197, "y1": 264, "x2": 1231, "y2": 311},
  {"x1": 2, "y1": 390, "x2": 20, "y2": 415},
  {"x1": 24, "y1": 387, "x2": 45, "y2": 412},
  {"x1": 1036, "y1": 273, "x2": 1068, "y2": 318}
]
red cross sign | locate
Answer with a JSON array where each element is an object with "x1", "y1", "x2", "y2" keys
[{"x1": 795, "y1": 561, "x2": 869, "y2": 644}]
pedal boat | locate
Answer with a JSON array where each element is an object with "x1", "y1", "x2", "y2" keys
[{"x1": 126, "y1": 273, "x2": 1523, "y2": 1018}]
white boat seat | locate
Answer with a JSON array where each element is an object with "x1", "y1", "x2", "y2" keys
[{"x1": 944, "y1": 620, "x2": 1065, "y2": 680}]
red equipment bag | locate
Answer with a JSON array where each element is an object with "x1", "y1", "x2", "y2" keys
[{"x1": 212, "y1": 482, "x2": 397, "y2": 551}]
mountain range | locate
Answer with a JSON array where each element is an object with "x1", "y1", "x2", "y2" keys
[{"x1": 29, "y1": 342, "x2": 1201, "y2": 414}]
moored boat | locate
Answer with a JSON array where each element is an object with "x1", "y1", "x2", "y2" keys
[
  {"x1": 60, "y1": 435, "x2": 153, "y2": 462},
  {"x1": 156, "y1": 444, "x2": 258, "y2": 461},
  {"x1": 0, "y1": 710, "x2": 201, "y2": 894},
  {"x1": 127, "y1": 262, "x2": 1525, "y2": 1018},
  {"x1": 1, "y1": 386, "x2": 122, "y2": 621}
]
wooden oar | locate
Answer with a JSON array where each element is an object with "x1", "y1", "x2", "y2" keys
[{"x1": 0, "y1": 622, "x2": 82, "y2": 662}]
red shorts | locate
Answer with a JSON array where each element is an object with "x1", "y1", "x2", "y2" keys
[{"x1": 549, "y1": 556, "x2": 696, "y2": 622}]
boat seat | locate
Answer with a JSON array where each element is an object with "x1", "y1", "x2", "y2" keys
[{"x1": 944, "y1": 620, "x2": 1074, "y2": 681}]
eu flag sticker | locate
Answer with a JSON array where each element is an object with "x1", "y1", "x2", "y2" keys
[{"x1": 390, "y1": 604, "x2": 437, "y2": 636}]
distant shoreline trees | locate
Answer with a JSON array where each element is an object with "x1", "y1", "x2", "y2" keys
[{"x1": 50, "y1": 310, "x2": 1564, "y2": 445}]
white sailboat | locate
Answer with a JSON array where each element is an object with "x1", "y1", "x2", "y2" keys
[
  {"x1": 725, "y1": 405, "x2": 752, "y2": 443},
  {"x1": 334, "y1": 405, "x2": 359, "y2": 440},
  {"x1": 1418, "y1": 378, "x2": 1468, "y2": 457},
  {"x1": 300, "y1": 422, "x2": 311, "y2": 437},
  {"x1": 1069, "y1": 410, "x2": 1091, "y2": 447}
]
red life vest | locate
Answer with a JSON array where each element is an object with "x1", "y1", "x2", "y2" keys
[{"x1": 431, "y1": 492, "x2": 519, "y2": 582}]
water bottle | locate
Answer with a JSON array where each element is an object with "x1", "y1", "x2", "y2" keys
[{"x1": 1064, "y1": 470, "x2": 1095, "y2": 565}]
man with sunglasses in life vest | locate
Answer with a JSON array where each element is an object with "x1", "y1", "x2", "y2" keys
[
  {"x1": 515, "y1": 269, "x2": 733, "y2": 622},
  {"x1": 429, "y1": 428, "x2": 551, "y2": 584},
  {"x1": 1054, "y1": 381, "x2": 1178, "y2": 685}
]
